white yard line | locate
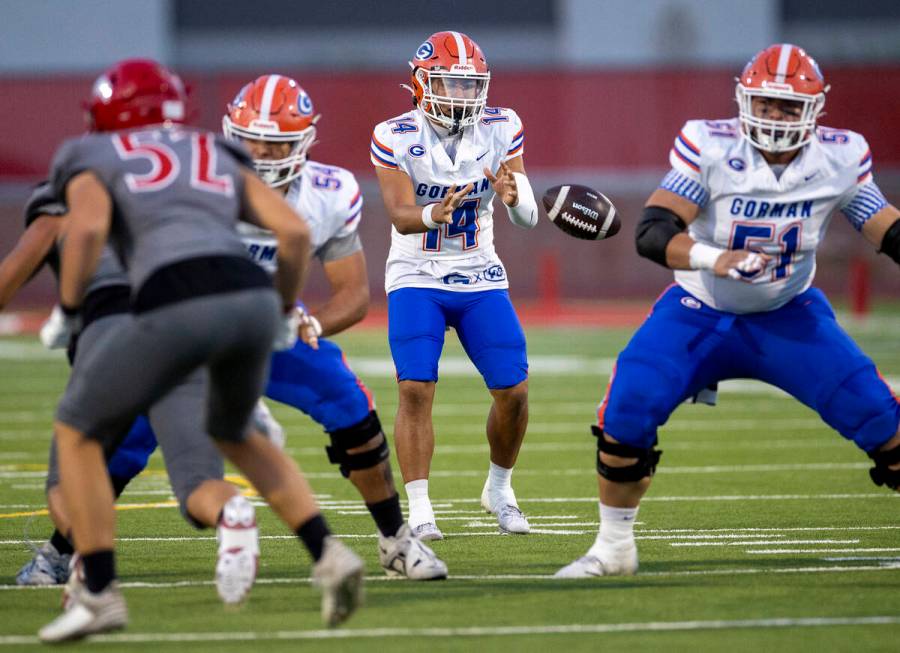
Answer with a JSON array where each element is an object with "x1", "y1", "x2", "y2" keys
[{"x1": 671, "y1": 539, "x2": 860, "y2": 547}]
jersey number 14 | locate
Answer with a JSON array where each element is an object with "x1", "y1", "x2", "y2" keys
[{"x1": 423, "y1": 199, "x2": 481, "y2": 251}]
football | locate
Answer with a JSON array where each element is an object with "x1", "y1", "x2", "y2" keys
[{"x1": 542, "y1": 184, "x2": 620, "y2": 240}]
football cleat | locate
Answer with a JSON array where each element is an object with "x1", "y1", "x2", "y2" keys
[
  {"x1": 312, "y1": 537, "x2": 365, "y2": 627},
  {"x1": 481, "y1": 480, "x2": 530, "y2": 534},
  {"x1": 215, "y1": 496, "x2": 259, "y2": 605},
  {"x1": 554, "y1": 542, "x2": 639, "y2": 579},
  {"x1": 16, "y1": 541, "x2": 71, "y2": 586},
  {"x1": 378, "y1": 524, "x2": 448, "y2": 580},
  {"x1": 38, "y1": 580, "x2": 128, "y2": 643},
  {"x1": 411, "y1": 522, "x2": 444, "y2": 541}
]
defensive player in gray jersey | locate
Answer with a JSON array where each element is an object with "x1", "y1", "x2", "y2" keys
[
  {"x1": 222, "y1": 74, "x2": 446, "y2": 579},
  {"x1": 37, "y1": 59, "x2": 364, "y2": 643},
  {"x1": 7, "y1": 182, "x2": 286, "y2": 607}
]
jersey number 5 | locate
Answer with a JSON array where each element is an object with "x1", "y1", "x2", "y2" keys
[
  {"x1": 730, "y1": 221, "x2": 801, "y2": 280},
  {"x1": 423, "y1": 199, "x2": 481, "y2": 252},
  {"x1": 113, "y1": 132, "x2": 234, "y2": 196}
]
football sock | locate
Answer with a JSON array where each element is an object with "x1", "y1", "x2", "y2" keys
[
  {"x1": 589, "y1": 502, "x2": 638, "y2": 556},
  {"x1": 487, "y1": 462, "x2": 517, "y2": 508},
  {"x1": 367, "y1": 494, "x2": 404, "y2": 538},
  {"x1": 405, "y1": 479, "x2": 435, "y2": 527},
  {"x1": 296, "y1": 514, "x2": 331, "y2": 562},
  {"x1": 110, "y1": 475, "x2": 131, "y2": 499},
  {"x1": 82, "y1": 550, "x2": 116, "y2": 593},
  {"x1": 49, "y1": 530, "x2": 74, "y2": 556}
]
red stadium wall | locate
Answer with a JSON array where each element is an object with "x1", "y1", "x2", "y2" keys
[
  {"x1": 1, "y1": 67, "x2": 899, "y2": 311},
  {"x1": 4, "y1": 67, "x2": 900, "y2": 176}
]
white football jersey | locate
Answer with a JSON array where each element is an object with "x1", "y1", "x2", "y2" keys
[
  {"x1": 371, "y1": 107, "x2": 525, "y2": 293},
  {"x1": 663, "y1": 118, "x2": 887, "y2": 313},
  {"x1": 238, "y1": 160, "x2": 363, "y2": 273}
]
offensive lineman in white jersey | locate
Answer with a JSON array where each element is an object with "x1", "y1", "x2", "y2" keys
[
  {"x1": 223, "y1": 75, "x2": 446, "y2": 579},
  {"x1": 371, "y1": 31, "x2": 539, "y2": 539},
  {"x1": 557, "y1": 44, "x2": 900, "y2": 578}
]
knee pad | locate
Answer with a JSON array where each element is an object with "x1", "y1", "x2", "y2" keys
[
  {"x1": 868, "y1": 442, "x2": 900, "y2": 491},
  {"x1": 326, "y1": 411, "x2": 390, "y2": 478},
  {"x1": 592, "y1": 426, "x2": 662, "y2": 483}
]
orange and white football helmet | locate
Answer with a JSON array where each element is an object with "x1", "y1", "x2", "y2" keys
[
  {"x1": 405, "y1": 31, "x2": 490, "y2": 134},
  {"x1": 222, "y1": 74, "x2": 319, "y2": 187},
  {"x1": 735, "y1": 44, "x2": 828, "y2": 153}
]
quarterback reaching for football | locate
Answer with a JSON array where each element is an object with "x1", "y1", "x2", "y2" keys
[
  {"x1": 557, "y1": 44, "x2": 900, "y2": 579},
  {"x1": 372, "y1": 31, "x2": 539, "y2": 540}
]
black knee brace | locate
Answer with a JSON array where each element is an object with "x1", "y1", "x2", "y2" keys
[
  {"x1": 868, "y1": 443, "x2": 900, "y2": 490},
  {"x1": 592, "y1": 426, "x2": 662, "y2": 483},
  {"x1": 326, "y1": 411, "x2": 390, "y2": 478}
]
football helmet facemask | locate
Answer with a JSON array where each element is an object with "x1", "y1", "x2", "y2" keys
[
  {"x1": 405, "y1": 31, "x2": 490, "y2": 135},
  {"x1": 735, "y1": 43, "x2": 828, "y2": 153},
  {"x1": 222, "y1": 75, "x2": 319, "y2": 188}
]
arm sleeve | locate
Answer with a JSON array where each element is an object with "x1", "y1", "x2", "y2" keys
[
  {"x1": 668, "y1": 121, "x2": 704, "y2": 182},
  {"x1": 316, "y1": 230, "x2": 363, "y2": 263},
  {"x1": 838, "y1": 137, "x2": 886, "y2": 232},
  {"x1": 49, "y1": 138, "x2": 89, "y2": 202},
  {"x1": 502, "y1": 109, "x2": 525, "y2": 162},
  {"x1": 24, "y1": 181, "x2": 66, "y2": 227},
  {"x1": 370, "y1": 123, "x2": 399, "y2": 169}
]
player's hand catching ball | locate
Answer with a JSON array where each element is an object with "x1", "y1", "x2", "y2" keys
[
  {"x1": 434, "y1": 184, "x2": 474, "y2": 224},
  {"x1": 713, "y1": 250, "x2": 772, "y2": 280},
  {"x1": 484, "y1": 162, "x2": 518, "y2": 206}
]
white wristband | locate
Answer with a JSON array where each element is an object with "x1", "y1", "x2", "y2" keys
[
  {"x1": 421, "y1": 203, "x2": 440, "y2": 230},
  {"x1": 688, "y1": 242, "x2": 725, "y2": 270},
  {"x1": 506, "y1": 172, "x2": 538, "y2": 228}
]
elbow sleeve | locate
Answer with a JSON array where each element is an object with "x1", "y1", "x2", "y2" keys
[
  {"x1": 879, "y1": 218, "x2": 900, "y2": 265},
  {"x1": 635, "y1": 205, "x2": 687, "y2": 267}
]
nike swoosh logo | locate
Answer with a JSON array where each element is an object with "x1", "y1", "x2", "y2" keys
[
  {"x1": 804, "y1": 173, "x2": 817, "y2": 182},
  {"x1": 476, "y1": 151, "x2": 488, "y2": 161}
]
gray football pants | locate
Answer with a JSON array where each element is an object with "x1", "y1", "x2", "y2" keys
[{"x1": 56, "y1": 288, "x2": 280, "y2": 448}]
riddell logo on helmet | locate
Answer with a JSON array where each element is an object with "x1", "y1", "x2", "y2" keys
[
  {"x1": 450, "y1": 64, "x2": 476, "y2": 73},
  {"x1": 249, "y1": 119, "x2": 279, "y2": 132}
]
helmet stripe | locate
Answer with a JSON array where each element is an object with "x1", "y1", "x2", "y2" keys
[
  {"x1": 259, "y1": 74, "x2": 282, "y2": 122},
  {"x1": 450, "y1": 31, "x2": 467, "y2": 66},
  {"x1": 775, "y1": 44, "x2": 793, "y2": 83}
]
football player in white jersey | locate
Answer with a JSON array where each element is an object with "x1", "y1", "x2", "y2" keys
[
  {"x1": 371, "y1": 31, "x2": 540, "y2": 539},
  {"x1": 557, "y1": 44, "x2": 900, "y2": 578},
  {"x1": 223, "y1": 75, "x2": 446, "y2": 579}
]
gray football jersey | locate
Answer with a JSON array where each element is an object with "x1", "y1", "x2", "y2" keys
[
  {"x1": 24, "y1": 181, "x2": 129, "y2": 295},
  {"x1": 49, "y1": 128, "x2": 253, "y2": 292}
]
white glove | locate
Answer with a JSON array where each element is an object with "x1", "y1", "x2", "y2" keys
[
  {"x1": 249, "y1": 400, "x2": 285, "y2": 450},
  {"x1": 39, "y1": 305, "x2": 79, "y2": 350},
  {"x1": 727, "y1": 252, "x2": 767, "y2": 280},
  {"x1": 272, "y1": 308, "x2": 300, "y2": 351}
]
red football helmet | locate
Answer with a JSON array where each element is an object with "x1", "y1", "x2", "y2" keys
[
  {"x1": 222, "y1": 74, "x2": 319, "y2": 187},
  {"x1": 87, "y1": 59, "x2": 188, "y2": 132},
  {"x1": 735, "y1": 44, "x2": 828, "y2": 153},
  {"x1": 406, "y1": 31, "x2": 490, "y2": 134}
]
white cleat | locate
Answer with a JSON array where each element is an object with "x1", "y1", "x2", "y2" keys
[
  {"x1": 411, "y1": 522, "x2": 444, "y2": 541},
  {"x1": 38, "y1": 581, "x2": 128, "y2": 643},
  {"x1": 312, "y1": 537, "x2": 365, "y2": 627},
  {"x1": 215, "y1": 496, "x2": 259, "y2": 605},
  {"x1": 16, "y1": 541, "x2": 71, "y2": 586},
  {"x1": 554, "y1": 543, "x2": 639, "y2": 578},
  {"x1": 379, "y1": 524, "x2": 448, "y2": 580},
  {"x1": 495, "y1": 504, "x2": 531, "y2": 534},
  {"x1": 481, "y1": 479, "x2": 530, "y2": 534}
]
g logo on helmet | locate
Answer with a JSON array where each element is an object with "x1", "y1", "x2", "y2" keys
[
  {"x1": 415, "y1": 41, "x2": 434, "y2": 60},
  {"x1": 297, "y1": 91, "x2": 313, "y2": 116},
  {"x1": 408, "y1": 144, "x2": 426, "y2": 157}
]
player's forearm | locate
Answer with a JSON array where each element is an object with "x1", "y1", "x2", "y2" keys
[
  {"x1": 313, "y1": 285, "x2": 369, "y2": 336},
  {"x1": 0, "y1": 222, "x2": 56, "y2": 309},
  {"x1": 274, "y1": 233, "x2": 309, "y2": 310},
  {"x1": 388, "y1": 203, "x2": 437, "y2": 235},
  {"x1": 58, "y1": 227, "x2": 104, "y2": 308},
  {"x1": 663, "y1": 233, "x2": 696, "y2": 270}
]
